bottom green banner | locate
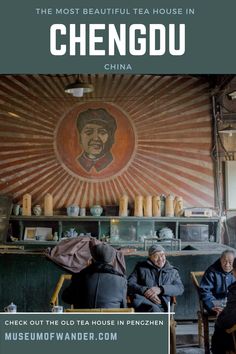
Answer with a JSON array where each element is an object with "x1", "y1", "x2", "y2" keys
[{"x1": 0, "y1": 313, "x2": 169, "y2": 354}]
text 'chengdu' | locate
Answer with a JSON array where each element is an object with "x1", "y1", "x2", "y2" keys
[{"x1": 50, "y1": 24, "x2": 185, "y2": 56}]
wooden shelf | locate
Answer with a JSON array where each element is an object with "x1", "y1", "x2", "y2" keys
[
  {"x1": 7, "y1": 215, "x2": 221, "y2": 247},
  {"x1": 10, "y1": 215, "x2": 221, "y2": 222}
]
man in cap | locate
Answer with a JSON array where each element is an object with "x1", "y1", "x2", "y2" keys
[
  {"x1": 62, "y1": 243, "x2": 127, "y2": 308},
  {"x1": 76, "y1": 108, "x2": 117, "y2": 172},
  {"x1": 128, "y1": 244, "x2": 184, "y2": 312}
]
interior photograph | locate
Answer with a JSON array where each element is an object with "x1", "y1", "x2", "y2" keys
[{"x1": 0, "y1": 74, "x2": 236, "y2": 354}]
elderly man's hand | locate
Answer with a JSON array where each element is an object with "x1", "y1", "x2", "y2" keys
[
  {"x1": 144, "y1": 293, "x2": 161, "y2": 304},
  {"x1": 150, "y1": 295, "x2": 161, "y2": 304},
  {"x1": 212, "y1": 307, "x2": 223, "y2": 316},
  {"x1": 145, "y1": 287, "x2": 162, "y2": 297},
  {"x1": 144, "y1": 287, "x2": 162, "y2": 304}
]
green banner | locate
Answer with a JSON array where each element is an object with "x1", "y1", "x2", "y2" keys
[
  {"x1": 0, "y1": 313, "x2": 168, "y2": 354},
  {"x1": 0, "y1": 0, "x2": 236, "y2": 73}
]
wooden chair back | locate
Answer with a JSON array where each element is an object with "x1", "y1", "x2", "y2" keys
[
  {"x1": 50, "y1": 274, "x2": 72, "y2": 307},
  {"x1": 190, "y1": 271, "x2": 217, "y2": 354},
  {"x1": 190, "y1": 271, "x2": 205, "y2": 312}
]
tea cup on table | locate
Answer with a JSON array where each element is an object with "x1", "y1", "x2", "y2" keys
[
  {"x1": 52, "y1": 305, "x2": 63, "y2": 313},
  {"x1": 212, "y1": 299, "x2": 226, "y2": 317},
  {"x1": 4, "y1": 302, "x2": 17, "y2": 313},
  {"x1": 221, "y1": 298, "x2": 227, "y2": 308},
  {"x1": 212, "y1": 299, "x2": 223, "y2": 308}
]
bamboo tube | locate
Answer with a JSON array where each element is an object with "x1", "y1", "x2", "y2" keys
[
  {"x1": 174, "y1": 196, "x2": 184, "y2": 216},
  {"x1": 134, "y1": 195, "x2": 143, "y2": 217},
  {"x1": 22, "y1": 194, "x2": 31, "y2": 216},
  {"x1": 152, "y1": 195, "x2": 161, "y2": 217},
  {"x1": 50, "y1": 274, "x2": 72, "y2": 306},
  {"x1": 119, "y1": 195, "x2": 129, "y2": 217},
  {"x1": 143, "y1": 195, "x2": 152, "y2": 217},
  {"x1": 44, "y1": 193, "x2": 53, "y2": 216},
  {"x1": 165, "y1": 194, "x2": 175, "y2": 217}
]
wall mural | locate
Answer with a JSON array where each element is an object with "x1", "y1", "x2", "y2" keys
[
  {"x1": 0, "y1": 74, "x2": 214, "y2": 209},
  {"x1": 55, "y1": 102, "x2": 136, "y2": 179}
]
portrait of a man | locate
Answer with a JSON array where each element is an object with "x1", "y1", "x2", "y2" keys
[{"x1": 76, "y1": 108, "x2": 117, "y2": 172}]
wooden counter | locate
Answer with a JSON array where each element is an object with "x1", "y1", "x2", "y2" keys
[{"x1": 0, "y1": 242, "x2": 233, "y2": 319}]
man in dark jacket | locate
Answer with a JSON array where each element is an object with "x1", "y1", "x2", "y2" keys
[
  {"x1": 211, "y1": 257, "x2": 236, "y2": 354},
  {"x1": 62, "y1": 243, "x2": 127, "y2": 308},
  {"x1": 199, "y1": 250, "x2": 235, "y2": 315},
  {"x1": 128, "y1": 245, "x2": 184, "y2": 312}
]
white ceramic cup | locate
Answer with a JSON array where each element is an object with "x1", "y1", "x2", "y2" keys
[
  {"x1": 80, "y1": 208, "x2": 86, "y2": 216},
  {"x1": 4, "y1": 303, "x2": 17, "y2": 313},
  {"x1": 212, "y1": 300, "x2": 223, "y2": 308},
  {"x1": 52, "y1": 305, "x2": 63, "y2": 313}
]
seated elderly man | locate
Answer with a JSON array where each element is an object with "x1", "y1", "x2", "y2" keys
[
  {"x1": 199, "y1": 250, "x2": 235, "y2": 316},
  {"x1": 211, "y1": 258, "x2": 236, "y2": 354},
  {"x1": 128, "y1": 244, "x2": 184, "y2": 312},
  {"x1": 62, "y1": 243, "x2": 127, "y2": 309}
]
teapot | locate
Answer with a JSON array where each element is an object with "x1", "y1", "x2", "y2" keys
[
  {"x1": 33, "y1": 204, "x2": 42, "y2": 216},
  {"x1": 4, "y1": 302, "x2": 17, "y2": 313},
  {"x1": 159, "y1": 227, "x2": 174, "y2": 240},
  {"x1": 64, "y1": 228, "x2": 78, "y2": 238},
  {"x1": 67, "y1": 205, "x2": 80, "y2": 217},
  {"x1": 90, "y1": 205, "x2": 103, "y2": 216}
]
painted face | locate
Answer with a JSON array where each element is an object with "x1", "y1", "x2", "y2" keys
[
  {"x1": 149, "y1": 251, "x2": 166, "y2": 268},
  {"x1": 220, "y1": 253, "x2": 234, "y2": 273},
  {"x1": 80, "y1": 123, "x2": 109, "y2": 159}
]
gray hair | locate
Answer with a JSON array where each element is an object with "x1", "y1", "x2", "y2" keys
[{"x1": 220, "y1": 250, "x2": 235, "y2": 259}]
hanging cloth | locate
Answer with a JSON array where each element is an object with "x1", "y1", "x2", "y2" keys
[{"x1": 45, "y1": 236, "x2": 126, "y2": 275}]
